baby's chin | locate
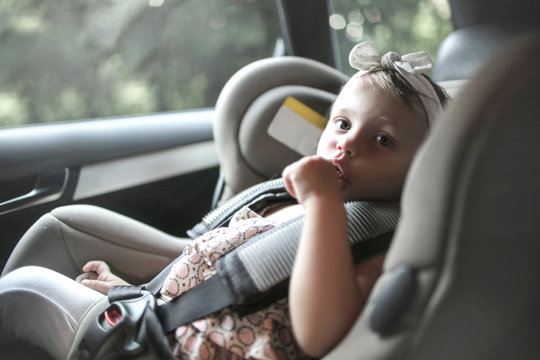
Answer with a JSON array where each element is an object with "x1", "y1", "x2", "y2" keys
[{"x1": 337, "y1": 177, "x2": 348, "y2": 191}]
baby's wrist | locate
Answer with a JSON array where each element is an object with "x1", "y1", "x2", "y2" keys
[{"x1": 301, "y1": 191, "x2": 343, "y2": 210}]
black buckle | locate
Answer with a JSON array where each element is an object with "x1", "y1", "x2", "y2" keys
[{"x1": 78, "y1": 290, "x2": 172, "y2": 360}]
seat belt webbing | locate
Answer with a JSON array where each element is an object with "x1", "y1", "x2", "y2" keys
[
  {"x1": 149, "y1": 201, "x2": 399, "y2": 333},
  {"x1": 156, "y1": 275, "x2": 236, "y2": 333},
  {"x1": 235, "y1": 201, "x2": 399, "y2": 292},
  {"x1": 145, "y1": 259, "x2": 178, "y2": 295}
]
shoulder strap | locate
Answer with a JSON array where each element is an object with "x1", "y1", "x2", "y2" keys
[
  {"x1": 187, "y1": 178, "x2": 293, "y2": 238},
  {"x1": 155, "y1": 201, "x2": 399, "y2": 333},
  {"x1": 145, "y1": 178, "x2": 294, "y2": 293}
]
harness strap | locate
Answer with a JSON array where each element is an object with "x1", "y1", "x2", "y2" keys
[
  {"x1": 188, "y1": 178, "x2": 293, "y2": 238},
  {"x1": 151, "y1": 201, "x2": 399, "y2": 333},
  {"x1": 157, "y1": 275, "x2": 236, "y2": 333},
  {"x1": 144, "y1": 260, "x2": 177, "y2": 295},
  {"x1": 233, "y1": 201, "x2": 399, "y2": 293}
]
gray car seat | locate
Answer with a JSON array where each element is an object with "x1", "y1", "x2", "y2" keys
[
  {"x1": 212, "y1": 54, "x2": 471, "y2": 208},
  {"x1": 325, "y1": 31, "x2": 540, "y2": 360},
  {"x1": 432, "y1": 0, "x2": 540, "y2": 83}
]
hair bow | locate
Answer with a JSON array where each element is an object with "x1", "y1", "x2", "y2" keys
[{"x1": 348, "y1": 41, "x2": 442, "y2": 125}]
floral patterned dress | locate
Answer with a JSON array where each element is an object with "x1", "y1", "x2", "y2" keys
[{"x1": 160, "y1": 206, "x2": 308, "y2": 360}]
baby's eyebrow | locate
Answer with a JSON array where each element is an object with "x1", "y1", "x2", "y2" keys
[
  {"x1": 375, "y1": 116, "x2": 399, "y2": 126},
  {"x1": 331, "y1": 105, "x2": 355, "y2": 117}
]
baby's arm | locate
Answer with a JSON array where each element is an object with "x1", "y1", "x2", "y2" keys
[{"x1": 283, "y1": 156, "x2": 376, "y2": 357}]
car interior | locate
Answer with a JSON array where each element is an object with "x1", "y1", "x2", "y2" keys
[{"x1": 1, "y1": 0, "x2": 539, "y2": 358}]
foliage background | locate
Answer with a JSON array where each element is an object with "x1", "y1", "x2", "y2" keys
[
  {"x1": 331, "y1": 0, "x2": 452, "y2": 75},
  {"x1": 0, "y1": 0, "x2": 451, "y2": 127}
]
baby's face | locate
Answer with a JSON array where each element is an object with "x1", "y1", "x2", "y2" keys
[{"x1": 317, "y1": 75, "x2": 428, "y2": 202}]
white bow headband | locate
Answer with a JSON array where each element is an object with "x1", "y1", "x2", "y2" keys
[{"x1": 349, "y1": 41, "x2": 443, "y2": 125}]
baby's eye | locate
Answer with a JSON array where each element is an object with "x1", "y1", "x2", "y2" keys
[
  {"x1": 375, "y1": 134, "x2": 394, "y2": 147},
  {"x1": 334, "y1": 119, "x2": 351, "y2": 130}
]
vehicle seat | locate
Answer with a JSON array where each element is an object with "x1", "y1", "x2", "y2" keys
[
  {"x1": 432, "y1": 0, "x2": 540, "y2": 82},
  {"x1": 325, "y1": 31, "x2": 540, "y2": 360}
]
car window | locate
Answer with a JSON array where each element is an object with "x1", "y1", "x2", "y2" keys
[
  {"x1": 330, "y1": 0, "x2": 452, "y2": 76},
  {"x1": 1, "y1": 0, "x2": 452, "y2": 128},
  {"x1": 0, "y1": 0, "x2": 280, "y2": 127}
]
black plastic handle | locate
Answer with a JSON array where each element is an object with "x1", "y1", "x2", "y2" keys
[{"x1": 0, "y1": 168, "x2": 69, "y2": 215}]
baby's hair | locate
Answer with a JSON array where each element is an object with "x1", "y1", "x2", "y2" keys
[{"x1": 362, "y1": 67, "x2": 449, "y2": 125}]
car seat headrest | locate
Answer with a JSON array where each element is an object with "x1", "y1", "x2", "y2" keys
[
  {"x1": 433, "y1": 24, "x2": 518, "y2": 81},
  {"x1": 326, "y1": 31, "x2": 540, "y2": 360},
  {"x1": 214, "y1": 56, "x2": 348, "y2": 203},
  {"x1": 433, "y1": 0, "x2": 540, "y2": 82}
]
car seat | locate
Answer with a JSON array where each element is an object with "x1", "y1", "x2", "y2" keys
[
  {"x1": 212, "y1": 53, "x2": 474, "y2": 208},
  {"x1": 432, "y1": 0, "x2": 540, "y2": 84},
  {"x1": 324, "y1": 31, "x2": 540, "y2": 360}
]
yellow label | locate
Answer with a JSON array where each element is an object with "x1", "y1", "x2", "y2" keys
[{"x1": 283, "y1": 96, "x2": 327, "y2": 130}]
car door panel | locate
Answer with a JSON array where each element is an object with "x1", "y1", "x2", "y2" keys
[{"x1": 0, "y1": 109, "x2": 219, "y2": 271}]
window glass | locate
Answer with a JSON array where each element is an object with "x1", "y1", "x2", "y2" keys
[
  {"x1": 0, "y1": 0, "x2": 279, "y2": 126},
  {"x1": 330, "y1": 0, "x2": 453, "y2": 76}
]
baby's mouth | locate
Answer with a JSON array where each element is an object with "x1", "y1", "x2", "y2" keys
[{"x1": 333, "y1": 163, "x2": 349, "y2": 189}]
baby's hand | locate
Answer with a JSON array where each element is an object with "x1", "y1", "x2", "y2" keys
[
  {"x1": 282, "y1": 156, "x2": 342, "y2": 206},
  {"x1": 76, "y1": 260, "x2": 130, "y2": 295}
]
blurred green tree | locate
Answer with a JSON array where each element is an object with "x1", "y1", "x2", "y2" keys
[
  {"x1": 0, "y1": 0, "x2": 279, "y2": 125},
  {"x1": 0, "y1": 0, "x2": 452, "y2": 126},
  {"x1": 330, "y1": 0, "x2": 453, "y2": 75}
]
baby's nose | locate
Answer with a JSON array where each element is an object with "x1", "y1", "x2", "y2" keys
[{"x1": 336, "y1": 135, "x2": 358, "y2": 155}]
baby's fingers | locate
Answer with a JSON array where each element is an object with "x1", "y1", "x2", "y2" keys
[
  {"x1": 82, "y1": 260, "x2": 110, "y2": 274},
  {"x1": 80, "y1": 279, "x2": 111, "y2": 295},
  {"x1": 282, "y1": 166, "x2": 298, "y2": 199},
  {"x1": 75, "y1": 272, "x2": 98, "y2": 283}
]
